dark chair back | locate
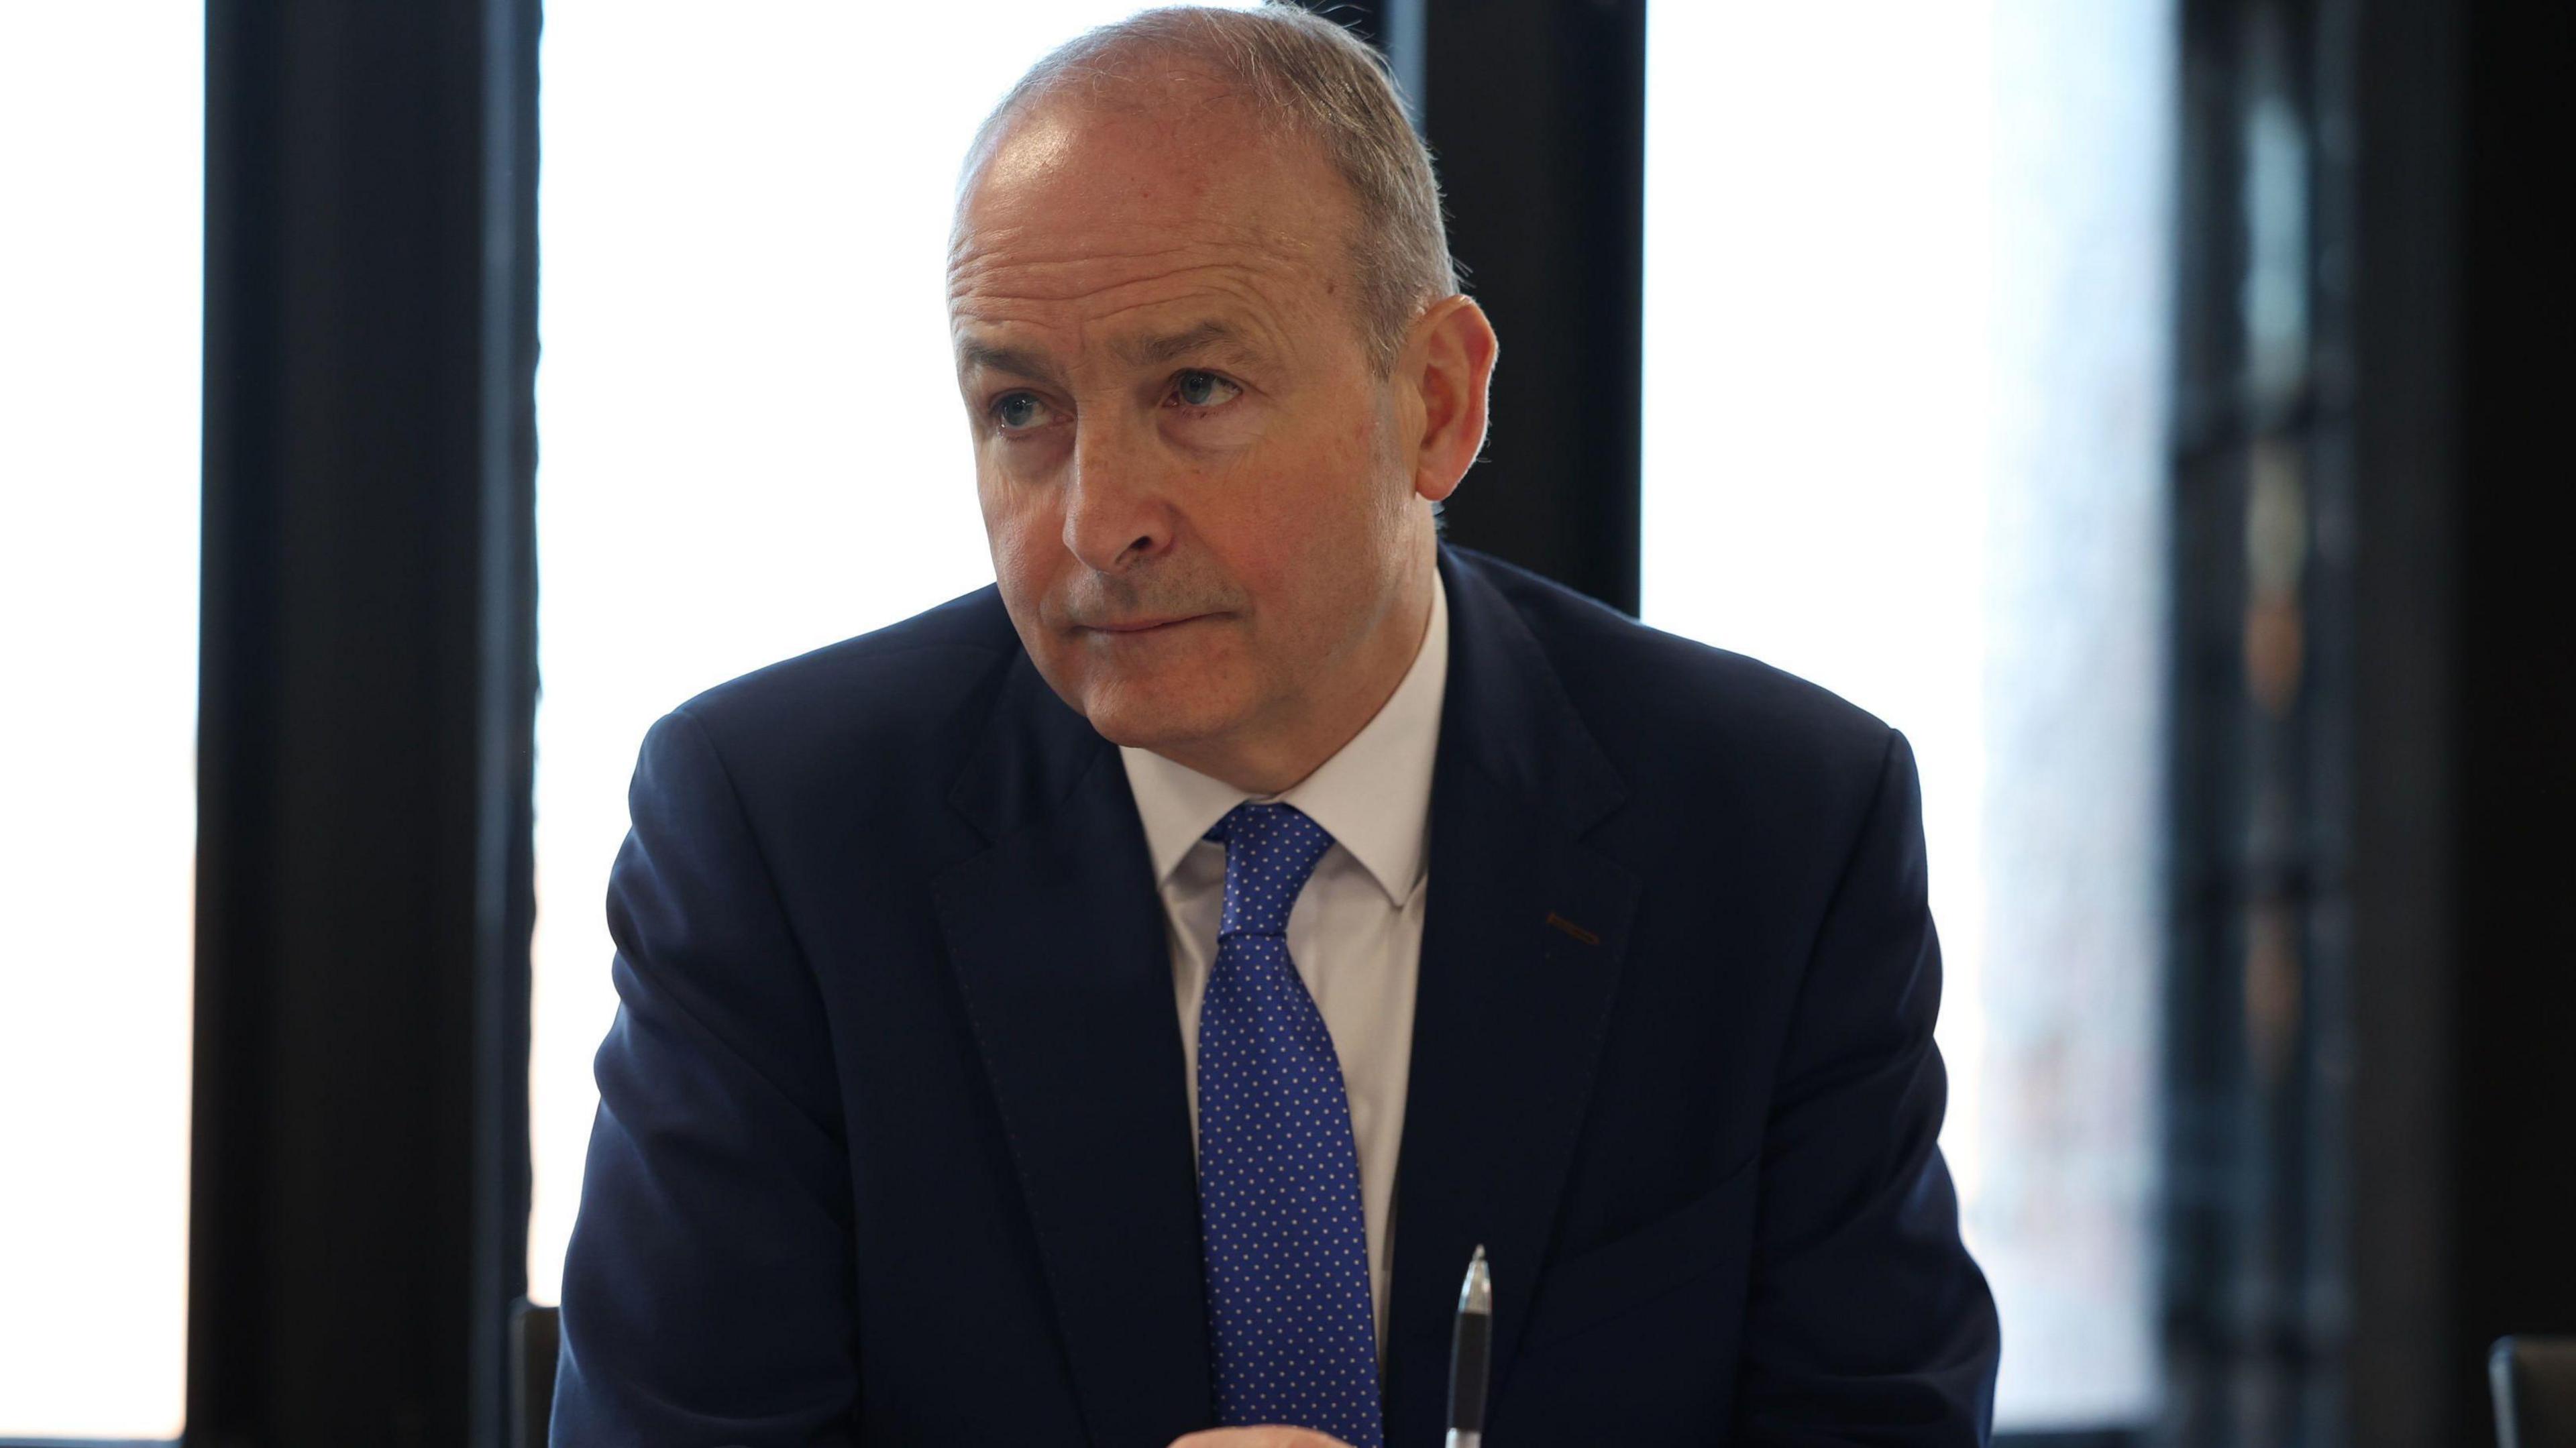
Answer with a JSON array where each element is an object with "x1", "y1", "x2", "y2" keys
[
  {"x1": 512, "y1": 1299, "x2": 561, "y2": 1448},
  {"x1": 2493, "y1": 1336, "x2": 2576, "y2": 1448}
]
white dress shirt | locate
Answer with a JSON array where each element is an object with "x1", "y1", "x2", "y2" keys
[{"x1": 1118, "y1": 572, "x2": 1449, "y2": 1342}]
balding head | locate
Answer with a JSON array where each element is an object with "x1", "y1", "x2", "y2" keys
[{"x1": 961, "y1": 4, "x2": 1456, "y2": 370}]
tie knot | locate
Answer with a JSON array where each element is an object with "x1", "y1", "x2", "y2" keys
[{"x1": 1205, "y1": 801, "x2": 1335, "y2": 938}]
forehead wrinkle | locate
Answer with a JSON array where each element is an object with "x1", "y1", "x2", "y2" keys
[
  {"x1": 946, "y1": 233, "x2": 1214, "y2": 277},
  {"x1": 952, "y1": 257, "x2": 1304, "y2": 359},
  {"x1": 947, "y1": 235, "x2": 1313, "y2": 309},
  {"x1": 950, "y1": 175, "x2": 1335, "y2": 376},
  {"x1": 949, "y1": 221, "x2": 1266, "y2": 263}
]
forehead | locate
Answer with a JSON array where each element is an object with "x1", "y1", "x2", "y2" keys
[{"x1": 947, "y1": 96, "x2": 1355, "y2": 351}]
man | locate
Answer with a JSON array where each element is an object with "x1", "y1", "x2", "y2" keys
[{"x1": 551, "y1": 6, "x2": 2000, "y2": 1445}]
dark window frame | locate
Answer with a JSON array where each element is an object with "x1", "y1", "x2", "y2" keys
[{"x1": 181, "y1": 0, "x2": 539, "y2": 1443}]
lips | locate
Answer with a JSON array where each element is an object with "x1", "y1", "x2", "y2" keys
[{"x1": 1086, "y1": 614, "x2": 1207, "y2": 634}]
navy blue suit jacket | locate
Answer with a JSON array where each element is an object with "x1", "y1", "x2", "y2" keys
[{"x1": 553, "y1": 546, "x2": 2000, "y2": 1447}]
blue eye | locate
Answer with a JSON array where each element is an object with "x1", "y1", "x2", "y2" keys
[
  {"x1": 992, "y1": 392, "x2": 1049, "y2": 430},
  {"x1": 1172, "y1": 370, "x2": 1242, "y2": 408}
]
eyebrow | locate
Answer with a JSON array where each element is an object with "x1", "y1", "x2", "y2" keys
[
  {"x1": 1114, "y1": 319, "x2": 1259, "y2": 370},
  {"x1": 955, "y1": 337, "x2": 1057, "y2": 383},
  {"x1": 953, "y1": 319, "x2": 1266, "y2": 384}
]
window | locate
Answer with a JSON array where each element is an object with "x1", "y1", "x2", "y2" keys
[
  {"x1": 1642, "y1": 2, "x2": 2173, "y2": 1430},
  {"x1": 0, "y1": 5, "x2": 203, "y2": 1439},
  {"x1": 527, "y1": 1, "x2": 1258, "y2": 1305}
]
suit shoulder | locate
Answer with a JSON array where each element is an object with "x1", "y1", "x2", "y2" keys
[
  {"x1": 663, "y1": 582, "x2": 1020, "y2": 768},
  {"x1": 1459, "y1": 549, "x2": 1895, "y2": 786}
]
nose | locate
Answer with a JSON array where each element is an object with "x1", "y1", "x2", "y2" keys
[{"x1": 1061, "y1": 415, "x2": 1174, "y2": 573}]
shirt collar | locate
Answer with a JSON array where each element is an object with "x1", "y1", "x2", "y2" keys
[{"x1": 1120, "y1": 571, "x2": 1450, "y2": 907}]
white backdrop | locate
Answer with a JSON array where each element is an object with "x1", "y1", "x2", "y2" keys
[{"x1": 0, "y1": 6, "x2": 202, "y2": 1439}]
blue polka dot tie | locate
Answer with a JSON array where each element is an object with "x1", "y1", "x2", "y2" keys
[{"x1": 1196, "y1": 802, "x2": 1385, "y2": 1448}]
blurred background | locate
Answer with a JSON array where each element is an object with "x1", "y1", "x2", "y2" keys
[{"x1": 0, "y1": 1, "x2": 2565, "y2": 1445}]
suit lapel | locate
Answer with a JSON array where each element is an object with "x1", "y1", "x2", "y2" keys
[
  {"x1": 932, "y1": 657, "x2": 1212, "y2": 1448},
  {"x1": 1381, "y1": 550, "x2": 1642, "y2": 1448}
]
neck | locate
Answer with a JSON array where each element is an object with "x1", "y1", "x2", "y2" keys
[{"x1": 1152, "y1": 549, "x2": 1437, "y2": 796}]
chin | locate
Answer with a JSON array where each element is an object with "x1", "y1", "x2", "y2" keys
[
  {"x1": 1072, "y1": 665, "x2": 1253, "y2": 755},
  {"x1": 1078, "y1": 689, "x2": 1241, "y2": 753}
]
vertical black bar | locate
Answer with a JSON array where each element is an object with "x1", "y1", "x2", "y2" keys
[
  {"x1": 1302, "y1": 0, "x2": 1644, "y2": 612},
  {"x1": 2448, "y1": 0, "x2": 2576, "y2": 1440},
  {"x1": 474, "y1": 0, "x2": 543, "y2": 1438},
  {"x1": 192, "y1": 0, "x2": 538, "y2": 1443},
  {"x1": 1417, "y1": 0, "x2": 1644, "y2": 612},
  {"x1": 2345, "y1": 0, "x2": 2576, "y2": 1443},
  {"x1": 2344, "y1": 0, "x2": 2462, "y2": 1443}
]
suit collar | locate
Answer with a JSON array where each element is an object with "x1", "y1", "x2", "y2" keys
[{"x1": 1430, "y1": 544, "x2": 1627, "y2": 834}]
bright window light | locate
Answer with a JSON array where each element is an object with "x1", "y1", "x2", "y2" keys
[
  {"x1": 0, "y1": 5, "x2": 203, "y2": 1439},
  {"x1": 1644, "y1": 1, "x2": 2173, "y2": 1429}
]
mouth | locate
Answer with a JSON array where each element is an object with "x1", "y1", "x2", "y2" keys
[{"x1": 1081, "y1": 613, "x2": 1214, "y2": 636}]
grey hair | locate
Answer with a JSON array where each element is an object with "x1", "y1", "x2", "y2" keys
[{"x1": 962, "y1": 3, "x2": 1460, "y2": 370}]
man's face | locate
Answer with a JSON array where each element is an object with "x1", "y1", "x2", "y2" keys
[{"x1": 948, "y1": 94, "x2": 1426, "y2": 757}]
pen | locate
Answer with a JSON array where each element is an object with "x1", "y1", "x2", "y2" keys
[{"x1": 1447, "y1": 1245, "x2": 1492, "y2": 1448}]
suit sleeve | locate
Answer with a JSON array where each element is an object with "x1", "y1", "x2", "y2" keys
[
  {"x1": 551, "y1": 708, "x2": 860, "y2": 1446},
  {"x1": 1736, "y1": 729, "x2": 2002, "y2": 1446}
]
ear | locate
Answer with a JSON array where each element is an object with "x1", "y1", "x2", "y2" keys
[{"x1": 1403, "y1": 295, "x2": 1498, "y2": 505}]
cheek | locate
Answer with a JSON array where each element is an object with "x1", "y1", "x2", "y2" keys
[
  {"x1": 979, "y1": 469, "x2": 1057, "y2": 573},
  {"x1": 1225, "y1": 449, "x2": 1387, "y2": 608}
]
